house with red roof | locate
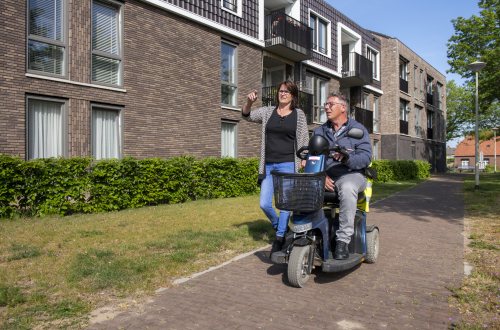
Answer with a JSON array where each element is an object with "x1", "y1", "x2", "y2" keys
[{"x1": 454, "y1": 136, "x2": 500, "y2": 171}]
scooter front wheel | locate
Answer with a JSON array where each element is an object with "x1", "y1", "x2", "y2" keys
[{"x1": 287, "y1": 245, "x2": 311, "y2": 288}]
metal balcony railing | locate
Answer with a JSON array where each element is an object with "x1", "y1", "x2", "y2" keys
[
  {"x1": 353, "y1": 106, "x2": 373, "y2": 134},
  {"x1": 340, "y1": 52, "x2": 373, "y2": 88},
  {"x1": 400, "y1": 78, "x2": 408, "y2": 93},
  {"x1": 264, "y1": 11, "x2": 312, "y2": 61},
  {"x1": 400, "y1": 120, "x2": 409, "y2": 135}
]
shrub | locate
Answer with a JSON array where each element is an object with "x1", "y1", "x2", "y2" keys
[{"x1": 371, "y1": 160, "x2": 431, "y2": 182}]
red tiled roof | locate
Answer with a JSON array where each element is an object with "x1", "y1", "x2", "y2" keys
[{"x1": 455, "y1": 136, "x2": 500, "y2": 157}]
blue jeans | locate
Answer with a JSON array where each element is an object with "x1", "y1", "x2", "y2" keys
[{"x1": 260, "y1": 162, "x2": 294, "y2": 237}]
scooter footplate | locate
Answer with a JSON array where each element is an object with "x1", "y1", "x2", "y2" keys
[
  {"x1": 270, "y1": 251, "x2": 287, "y2": 264},
  {"x1": 322, "y1": 253, "x2": 363, "y2": 272}
]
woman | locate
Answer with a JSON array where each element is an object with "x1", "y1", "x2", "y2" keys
[{"x1": 241, "y1": 81, "x2": 309, "y2": 255}]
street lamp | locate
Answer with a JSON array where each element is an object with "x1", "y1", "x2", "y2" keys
[
  {"x1": 493, "y1": 127, "x2": 498, "y2": 173},
  {"x1": 467, "y1": 61, "x2": 486, "y2": 190}
]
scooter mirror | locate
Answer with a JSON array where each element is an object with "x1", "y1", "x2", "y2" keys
[{"x1": 347, "y1": 127, "x2": 364, "y2": 139}]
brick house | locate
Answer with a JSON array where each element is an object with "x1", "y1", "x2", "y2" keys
[
  {"x1": 371, "y1": 31, "x2": 447, "y2": 172},
  {"x1": 0, "y1": 0, "x2": 445, "y2": 170},
  {"x1": 454, "y1": 136, "x2": 500, "y2": 171}
]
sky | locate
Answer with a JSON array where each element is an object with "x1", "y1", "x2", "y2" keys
[
  {"x1": 327, "y1": 0, "x2": 481, "y2": 85},
  {"x1": 327, "y1": 0, "x2": 482, "y2": 147}
]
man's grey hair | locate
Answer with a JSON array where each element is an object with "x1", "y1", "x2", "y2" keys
[{"x1": 328, "y1": 93, "x2": 348, "y2": 106}]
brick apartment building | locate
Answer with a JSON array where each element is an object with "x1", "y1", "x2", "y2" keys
[
  {"x1": 0, "y1": 0, "x2": 446, "y2": 171},
  {"x1": 372, "y1": 32, "x2": 447, "y2": 172}
]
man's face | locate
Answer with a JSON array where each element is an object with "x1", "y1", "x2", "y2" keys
[{"x1": 324, "y1": 97, "x2": 345, "y2": 122}]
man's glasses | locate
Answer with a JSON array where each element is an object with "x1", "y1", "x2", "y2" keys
[
  {"x1": 324, "y1": 101, "x2": 343, "y2": 108},
  {"x1": 279, "y1": 90, "x2": 291, "y2": 94}
]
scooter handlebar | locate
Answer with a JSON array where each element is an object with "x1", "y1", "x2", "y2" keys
[{"x1": 296, "y1": 146, "x2": 309, "y2": 160}]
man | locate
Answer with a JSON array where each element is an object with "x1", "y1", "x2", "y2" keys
[{"x1": 312, "y1": 93, "x2": 372, "y2": 260}]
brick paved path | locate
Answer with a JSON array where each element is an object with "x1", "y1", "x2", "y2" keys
[{"x1": 88, "y1": 175, "x2": 464, "y2": 329}]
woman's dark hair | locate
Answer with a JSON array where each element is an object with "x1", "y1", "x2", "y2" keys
[{"x1": 275, "y1": 80, "x2": 299, "y2": 110}]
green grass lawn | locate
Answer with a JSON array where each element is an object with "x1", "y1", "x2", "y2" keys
[{"x1": 1, "y1": 179, "x2": 421, "y2": 329}]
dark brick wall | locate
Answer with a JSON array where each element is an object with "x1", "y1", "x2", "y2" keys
[{"x1": 0, "y1": 0, "x2": 262, "y2": 160}]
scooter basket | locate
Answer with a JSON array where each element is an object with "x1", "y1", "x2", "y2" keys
[{"x1": 271, "y1": 171, "x2": 326, "y2": 212}]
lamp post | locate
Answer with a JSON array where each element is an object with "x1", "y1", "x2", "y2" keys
[
  {"x1": 467, "y1": 61, "x2": 486, "y2": 190},
  {"x1": 493, "y1": 127, "x2": 498, "y2": 173}
]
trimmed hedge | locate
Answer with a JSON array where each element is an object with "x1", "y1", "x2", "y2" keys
[
  {"x1": 0, "y1": 155, "x2": 430, "y2": 218},
  {"x1": 0, "y1": 155, "x2": 258, "y2": 218}
]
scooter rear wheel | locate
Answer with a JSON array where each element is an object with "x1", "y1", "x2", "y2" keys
[{"x1": 287, "y1": 245, "x2": 311, "y2": 288}]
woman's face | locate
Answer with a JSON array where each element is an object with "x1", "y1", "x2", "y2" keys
[{"x1": 278, "y1": 84, "x2": 292, "y2": 105}]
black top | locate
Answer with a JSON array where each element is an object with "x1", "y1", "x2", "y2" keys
[{"x1": 265, "y1": 109, "x2": 297, "y2": 163}]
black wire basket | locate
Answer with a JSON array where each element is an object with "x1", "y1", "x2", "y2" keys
[{"x1": 271, "y1": 171, "x2": 326, "y2": 212}]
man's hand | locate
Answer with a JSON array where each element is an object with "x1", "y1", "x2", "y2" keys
[{"x1": 325, "y1": 176, "x2": 335, "y2": 192}]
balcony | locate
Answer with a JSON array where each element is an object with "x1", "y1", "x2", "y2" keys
[
  {"x1": 353, "y1": 106, "x2": 373, "y2": 133},
  {"x1": 264, "y1": 11, "x2": 312, "y2": 62},
  {"x1": 427, "y1": 127, "x2": 433, "y2": 140},
  {"x1": 400, "y1": 120, "x2": 408, "y2": 135},
  {"x1": 400, "y1": 78, "x2": 408, "y2": 93},
  {"x1": 261, "y1": 86, "x2": 314, "y2": 123},
  {"x1": 340, "y1": 52, "x2": 373, "y2": 88},
  {"x1": 427, "y1": 93, "x2": 434, "y2": 105}
]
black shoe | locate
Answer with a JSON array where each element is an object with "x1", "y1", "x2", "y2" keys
[
  {"x1": 334, "y1": 241, "x2": 349, "y2": 260},
  {"x1": 270, "y1": 236, "x2": 284, "y2": 256}
]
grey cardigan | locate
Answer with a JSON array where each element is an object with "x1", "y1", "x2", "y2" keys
[{"x1": 243, "y1": 106, "x2": 310, "y2": 176}]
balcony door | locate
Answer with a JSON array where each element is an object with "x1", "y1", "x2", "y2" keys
[{"x1": 263, "y1": 66, "x2": 285, "y2": 87}]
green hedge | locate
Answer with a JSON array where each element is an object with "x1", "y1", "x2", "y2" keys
[
  {"x1": 0, "y1": 155, "x2": 258, "y2": 218},
  {"x1": 370, "y1": 159, "x2": 431, "y2": 182},
  {"x1": 0, "y1": 155, "x2": 430, "y2": 218}
]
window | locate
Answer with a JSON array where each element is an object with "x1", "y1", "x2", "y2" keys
[
  {"x1": 411, "y1": 141, "x2": 416, "y2": 159},
  {"x1": 414, "y1": 105, "x2": 422, "y2": 137},
  {"x1": 221, "y1": 121, "x2": 237, "y2": 157},
  {"x1": 27, "y1": 96, "x2": 65, "y2": 159},
  {"x1": 92, "y1": 105, "x2": 122, "y2": 159},
  {"x1": 373, "y1": 97, "x2": 380, "y2": 133},
  {"x1": 419, "y1": 69, "x2": 424, "y2": 99},
  {"x1": 309, "y1": 13, "x2": 328, "y2": 55},
  {"x1": 361, "y1": 92, "x2": 370, "y2": 110},
  {"x1": 221, "y1": 41, "x2": 237, "y2": 106},
  {"x1": 306, "y1": 73, "x2": 328, "y2": 124},
  {"x1": 399, "y1": 58, "x2": 408, "y2": 81},
  {"x1": 413, "y1": 66, "x2": 418, "y2": 97},
  {"x1": 221, "y1": 0, "x2": 242, "y2": 16},
  {"x1": 92, "y1": 0, "x2": 123, "y2": 86},
  {"x1": 437, "y1": 83, "x2": 443, "y2": 110},
  {"x1": 366, "y1": 46, "x2": 379, "y2": 80},
  {"x1": 27, "y1": 0, "x2": 66, "y2": 76},
  {"x1": 427, "y1": 110, "x2": 433, "y2": 129},
  {"x1": 372, "y1": 139, "x2": 379, "y2": 160},
  {"x1": 427, "y1": 76, "x2": 434, "y2": 95},
  {"x1": 400, "y1": 99, "x2": 409, "y2": 122},
  {"x1": 461, "y1": 159, "x2": 469, "y2": 168}
]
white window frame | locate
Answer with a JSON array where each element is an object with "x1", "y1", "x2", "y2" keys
[
  {"x1": 337, "y1": 22, "x2": 361, "y2": 74},
  {"x1": 309, "y1": 10, "x2": 331, "y2": 57},
  {"x1": 366, "y1": 45, "x2": 379, "y2": 81},
  {"x1": 306, "y1": 73, "x2": 328, "y2": 124},
  {"x1": 414, "y1": 105, "x2": 422, "y2": 138},
  {"x1": 400, "y1": 99, "x2": 409, "y2": 122},
  {"x1": 427, "y1": 76, "x2": 434, "y2": 95},
  {"x1": 27, "y1": 0, "x2": 67, "y2": 77},
  {"x1": 91, "y1": 104, "x2": 123, "y2": 159},
  {"x1": 221, "y1": 40, "x2": 238, "y2": 107},
  {"x1": 220, "y1": 0, "x2": 242, "y2": 17},
  {"x1": 372, "y1": 139, "x2": 379, "y2": 160},
  {"x1": 221, "y1": 121, "x2": 237, "y2": 158},
  {"x1": 26, "y1": 95, "x2": 67, "y2": 160},
  {"x1": 399, "y1": 58, "x2": 408, "y2": 81},
  {"x1": 91, "y1": 0, "x2": 124, "y2": 86}
]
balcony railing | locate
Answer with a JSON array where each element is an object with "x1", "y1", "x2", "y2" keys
[
  {"x1": 264, "y1": 11, "x2": 312, "y2": 61},
  {"x1": 340, "y1": 52, "x2": 373, "y2": 88},
  {"x1": 353, "y1": 106, "x2": 373, "y2": 133},
  {"x1": 427, "y1": 127, "x2": 433, "y2": 140},
  {"x1": 427, "y1": 93, "x2": 434, "y2": 105},
  {"x1": 400, "y1": 120, "x2": 409, "y2": 135},
  {"x1": 261, "y1": 86, "x2": 314, "y2": 123},
  {"x1": 400, "y1": 78, "x2": 408, "y2": 93}
]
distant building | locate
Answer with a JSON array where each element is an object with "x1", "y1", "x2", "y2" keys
[{"x1": 454, "y1": 136, "x2": 500, "y2": 170}]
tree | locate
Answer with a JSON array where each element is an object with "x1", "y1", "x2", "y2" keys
[
  {"x1": 447, "y1": 0, "x2": 499, "y2": 114},
  {"x1": 446, "y1": 80, "x2": 473, "y2": 141}
]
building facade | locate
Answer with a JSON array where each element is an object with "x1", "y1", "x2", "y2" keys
[
  {"x1": 372, "y1": 32, "x2": 447, "y2": 172},
  {"x1": 0, "y1": 0, "x2": 445, "y2": 171}
]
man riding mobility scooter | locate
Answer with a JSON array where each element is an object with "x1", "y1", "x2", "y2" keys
[{"x1": 270, "y1": 128, "x2": 379, "y2": 288}]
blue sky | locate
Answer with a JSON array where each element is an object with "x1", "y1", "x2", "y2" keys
[{"x1": 327, "y1": 0, "x2": 481, "y2": 85}]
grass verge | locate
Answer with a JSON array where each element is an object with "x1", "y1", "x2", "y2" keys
[
  {"x1": 449, "y1": 173, "x2": 500, "y2": 329},
  {"x1": 0, "y1": 180, "x2": 420, "y2": 329}
]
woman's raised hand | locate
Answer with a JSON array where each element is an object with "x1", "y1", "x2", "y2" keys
[{"x1": 247, "y1": 90, "x2": 258, "y2": 104}]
